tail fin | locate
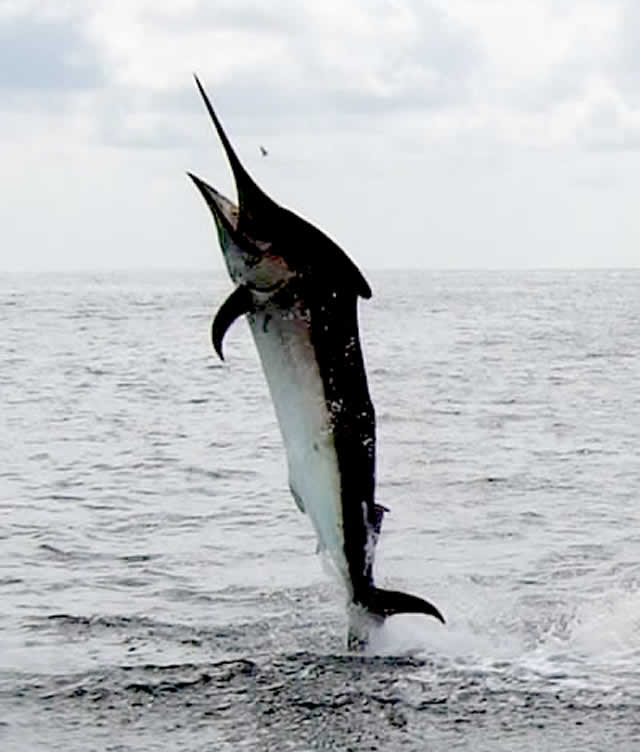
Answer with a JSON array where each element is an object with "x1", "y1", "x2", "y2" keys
[
  {"x1": 366, "y1": 587, "x2": 445, "y2": 624},
  {"x1": 346, "y1": 589, "x2": 444, "y2": 651}
]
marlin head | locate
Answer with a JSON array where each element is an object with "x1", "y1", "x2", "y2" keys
[{"x1": 188, "y1": 75, "x2": 371, "y2": 301}]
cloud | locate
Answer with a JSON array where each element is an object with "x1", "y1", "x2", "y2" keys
[
  {"x1": 77, "y1": 0, "x2": 481, "y2": 150},
  {"x1": 2, "y1": 0, "x2": 640, "y2": 271},
  {"x1": 0, "y1": 10, "x2": 104, "y2": 95},
  {"x1": 83, "y1": 0, "x2": 640, "y2": 157},
  {"x1": 3, "y1": 0, "x2": 640, "y2": 153},
  {"x1": 573, "y1": 78, "x2": 640, "y2": 151}
]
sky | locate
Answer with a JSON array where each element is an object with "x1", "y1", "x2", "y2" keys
[{"x1": 1, "y1": 0, "x2": 639, "y2": 272}]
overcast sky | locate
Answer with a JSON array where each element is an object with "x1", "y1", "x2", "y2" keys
[{"x1": 1, "y1": 0, "x2": 639, "y2": 272}]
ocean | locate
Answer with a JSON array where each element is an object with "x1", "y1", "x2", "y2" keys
[{"x1": 1, "y1": 269, "x2": 639, "y2": 750}]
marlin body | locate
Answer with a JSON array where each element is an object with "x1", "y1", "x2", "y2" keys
[{"x1": 189, "y1": 76, "x2": 444, "y2": 647}]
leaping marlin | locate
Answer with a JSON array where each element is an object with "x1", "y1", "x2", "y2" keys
[{"x1": 188, "y1": 76, "x2": 445, "y2": 648}]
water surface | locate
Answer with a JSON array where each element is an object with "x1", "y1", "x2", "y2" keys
[{"x1": 2, "y1": 269, "x2": 639, "y2": 750}]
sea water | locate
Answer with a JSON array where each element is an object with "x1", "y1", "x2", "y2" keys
[{"x1": 1, "y1": 269, "x2": 639, "y2": 750}]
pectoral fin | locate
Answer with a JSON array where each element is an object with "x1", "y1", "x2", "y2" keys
[{"x1": 211, "y1": 285, "x2": 253, "y2": 360}]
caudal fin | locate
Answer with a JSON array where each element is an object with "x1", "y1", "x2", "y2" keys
[
  {"x1": 347, "y1": 588, "x2": 445, "y2": 650},
  {"x1": 366, "y1": 587, "x2": 445, "y2": 624}
]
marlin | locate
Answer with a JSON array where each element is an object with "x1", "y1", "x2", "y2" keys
[{"x1": 188, "y1": 76, "x2": 445, "y2": 648}]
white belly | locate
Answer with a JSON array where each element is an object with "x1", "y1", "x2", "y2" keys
[{"x1": 248, "y1": 304, "x2": 349, "y2": 584}]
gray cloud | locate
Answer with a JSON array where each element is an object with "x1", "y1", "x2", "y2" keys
[
  {"x1": 0, "y1": 12, "x2": 104, "y2": 95},
  {"x1": 3, "y1": 0, "x2": 640, "y2": 272},
  {"x1": 149, "y1": 1, "x2": 478, "y2": 110},
  {"x1": 604, "y1": 1, "x2": 640, "y2": 110},
  {"x1": 140, "y1": 1, "x2": 307, "y2": 36},
  {"x1": 91, "y1": 0, "x2": 480, "y2": 151}
]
